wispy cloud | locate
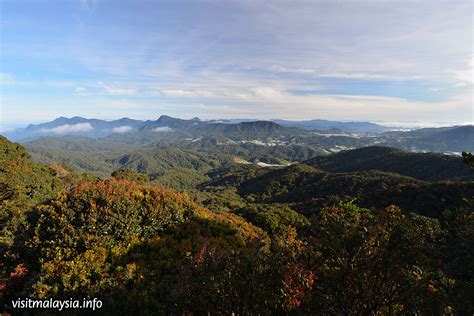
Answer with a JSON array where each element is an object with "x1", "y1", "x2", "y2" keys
[
  {"x1": 80, "y1": 0, "x2": 96, "y2": 11},
  {"x1": 1, "y1": 1, "x2": 472, "y2": 124},
  {"x1": 74, "y1": 81, "x2": 137, "y2": 96},
  {"x1": 449, "y1": 56, "x2": 474, "y2": 85},
  {"x1": 97, "y1": 81, "x2": 137, "y2": 95},
  {"x1": 0, "y1": 73, "x2": 16, "y2": 85}
]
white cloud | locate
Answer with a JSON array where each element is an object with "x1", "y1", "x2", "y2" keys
[
  {"x1": 98, "y1": 81, "x2": 136, "y2": 95},
  {"x1": 171, "y1": 87, "x2": 473, "y2": 125},
  {"x1": 161, "y1": 89, "x2": 217, "y2": 98},
  {"x1": 112, "y1": 125, "x2": 133, "y2": 133},
  {"x1": 73, "y1": 82, "x2": 137, "y2": 96},
  {"x1": 153, "y1": 126, "x2": 172, "y2": 132},
  {"x1": 76, "y1": 81, "x2": 137, "y2": 96},
  {"x1": 42, "y1": 123, "x2": 94, "y2": 134},
  {"x1": 450, "y1": 56, "x2": 474, "y2": 85},
  {"x1": 2, "y1": 1, "x2": 472, "y2": 126},
  {"x1": 0, "y1": 126, "x2": 13, "y2": 133},
  {"x1": 80, "y1": 0, "x2": 95, "y2": 11},
  {"x1": 319, "y1": 72, "x2": 422, "y2": 81},
  {"x1": 268, "y1": 65, "x2": 317, "y2": 75},
  {"x1": 251, "y1": 87, "x2": 284, "y2": 99},
  {"x1": 0, "y1": 78, "x2": 78, "y2": 89},
  {"x1": 373, "y1": 120, "x2": 473, "y2": 129},
  {"x1": 0, "y1": 73, "x2": 16, "y2": 85}
]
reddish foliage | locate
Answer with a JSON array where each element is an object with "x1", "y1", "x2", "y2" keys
[{"x1": 3, "y1": 265, "x2": 29, "y2": 300}]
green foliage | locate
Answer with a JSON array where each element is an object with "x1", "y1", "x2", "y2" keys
[
  {"x1": 237, "y1": 203, "x2": 310, "y2": 235},
  {"x1": 0, "y1": 137, "x2": 66, "y2": 275},
  {"x1": 462, "y1": 151, "x2": 474, "y2": 169},
  {"x1": 6, "y1": 178, "x2": 264, "y2": 312},
  {"x1": 2, "y1": 134, "x2": 474, "y2": 314},
  {"x1": 388, "y1": 125, "x2": 474, "y2": 152},
  {"x1": 440, "y1": 209, "x2": 474, "y2": 314},
  {"x1": 232, "y1": 163, "x2": 473, "y2": 218},
  {"x1": 111, "y1": 168, "x2": 150, "y2": 184},
  {"x1": 307, "y1": 146, "x2": 474, "y2": 182},
  {"x1": 170, "y1": 227, "x2": 313, "y2": 313},
  {"x1": 151, "y1": 167, "x2": 210, "y2": 192},
  {"x1": 14, "y1": 179, "x2": 194, "y2": 286},
  {"x1": 305, "y1": 204, "x2": 446, "y2": 314}
]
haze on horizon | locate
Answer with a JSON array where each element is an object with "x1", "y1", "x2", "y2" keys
[{"x1": 1, "y1": 0, "x2": 473, "y2": 130}]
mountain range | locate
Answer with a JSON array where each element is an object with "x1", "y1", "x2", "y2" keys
[
  {"x1": 4, "y1": 115, "x2": 472, "y2": 154},
  {"x1": 272, "y1": 118, "x2": 392, "y2": 133},
  {"x1": 2, "y1": 133, "x2": 473, "y2": 314},
  {"x1": 3, "y1": 115, "x2": 390, "y2": 140}
]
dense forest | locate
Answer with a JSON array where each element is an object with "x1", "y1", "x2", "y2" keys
[{"x1": 1, "y1": 134, "x2": 473, "y2": 314}]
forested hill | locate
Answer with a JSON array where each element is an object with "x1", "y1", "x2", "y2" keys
[
  {"x1": 1, "y1": 135, "x2": 474, "y2": 314},
  {"x1": 305, "y1": 146, "x2": 474, "y2": 182},
  {"x1": 0, "y1": 136, "x2": 70, "y2": 248},
  {"x1": 199, "y1": 163, "x2": 474, "y2": 218},
  {"x1": 5, "y1": 116, "x2": 473, "y2": 155}
]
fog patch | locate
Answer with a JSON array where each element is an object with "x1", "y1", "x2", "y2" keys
[
  {"x1": 42, "y1": 123, "x2": 94, "y2": 134},
  {"x1": 153, "y1": 126, "x2": 172, "y2": 132},
  {"x1": 112, "y1": 125, "x2": 134, "y2": 133}
]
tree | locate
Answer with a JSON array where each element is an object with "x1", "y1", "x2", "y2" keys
[
  {"x1": 440, "y1": 151, "x2": 474, "y2": 313},
  {"x1": 304, "y1": 202, "x2": 446, "y2": 314},
  {"x1": 111, "y1": 168, "x2": 150, "y2": 184},
  {"x1": 462, "y1": 151, "x2": 474, "y2": 169}
]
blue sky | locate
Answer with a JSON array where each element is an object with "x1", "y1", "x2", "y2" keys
[{"x1": 0, "y1": 0, "x2": 473, "y2": 129}]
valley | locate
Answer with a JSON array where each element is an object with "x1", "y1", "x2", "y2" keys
[{"x1": 6, "y1": 116, "x2": 471, "y2": 177}]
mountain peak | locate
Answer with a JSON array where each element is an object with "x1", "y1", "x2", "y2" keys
[
  {"x1": 52, "y1": 116, "x2": 69, "y2": 123},
  {"x1": 157, "y1": 115, "x2": 175, "y2": 121},
  {"x1": 239, "y1": 120, "x2": 284, "y2": 130}
]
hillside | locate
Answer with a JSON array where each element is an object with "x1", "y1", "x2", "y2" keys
[
  {"x1": 6, "y1": 116, "x2": 474, "y2": 156},
  {"x1": 1, "y1": 135, "x2": 474, "y2": 314},
  {"x1": 386, "y1": 125, "x2": 474, "y2": 152},
  {"x1": 200, "y1": 163, "x2": 473, "y2": 218},
  {"x1": 23, "y1": 138, "x2": 229, "y2": 188},
  {"x1": 139, "y1": 115, "x2": 205, "y2": 131},
  {"x1": 305, "y1": 146, "x2": 474, "y2": 182},
  {"x1": 5, "y1": 116, "x2": 146, "y2": 140},
  {"x1": 0, "y1": 136, "x2": 67, "y2": 245},
  {"x1": 273, "y1": 119, "x2": 392, "y2": 133},
  {"x1": 5, "y1": 116, "x2": 391, "y2": 141},
  {"x1": 23, "y1": 135, "x2": 327, "y2": 179},
  {"x1": 108, "y1": 147, "x2": 223, "y2": 177},
  {"x1": 0, "y1": 136, "x2": 75, "y2": 282},
  {"x1": 20, "y1": 136, "x2": 474, "y2": 218},
  {"x1": 6, "y1": 179, "x2": 265, "y2": 313},
  {"x1": 199, "y1": 121, "x2": 293, "y2": 140}
]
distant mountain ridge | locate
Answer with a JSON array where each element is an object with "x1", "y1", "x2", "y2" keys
[
  {"x1": 3, "y1": 115, "x2": 394, "y2": 141},
  {"x1": 6, "y1": 116, "x2": 146, "y2": 140},
  {"x1": 2, "y1": 116, "x2": 473, "y2": 154},
  {"x1": 272, "y1": 119, "x2": 392, "y2": 133},
  {"x1": 387, "y1": 125, "x2": 474, "y2": 152},
  {"x1": 139, "y1": 115, "x2": 205, "y2": 130}
]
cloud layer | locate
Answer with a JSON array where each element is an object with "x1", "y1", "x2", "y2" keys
[
  {"x1": 42, "y1": 123, "x2": 94, "y2": 134},
  {"x1": 1, "y1": 1, "x2": 472, "y2": 126}
]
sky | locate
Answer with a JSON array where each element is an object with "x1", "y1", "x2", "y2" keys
[{"x1": 0, "y1": 0, "x2": 473, "y2": 130}]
